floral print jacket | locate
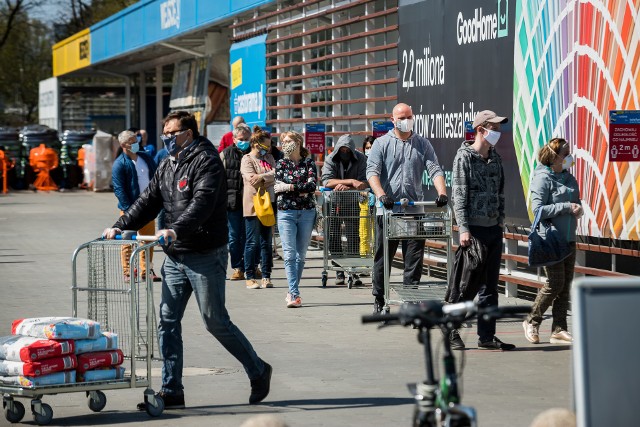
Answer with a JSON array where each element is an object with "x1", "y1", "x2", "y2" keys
[{"x1": 275, "y1": 157, "x2": 318, "y2": 210}]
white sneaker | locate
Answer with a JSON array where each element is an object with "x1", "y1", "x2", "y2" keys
[
  {"x1": 550, "y1": 330, "x2": 572, "y2": 344},
  {"x1": 522, "y1": 320, "x2": 540, "y2": 344}
]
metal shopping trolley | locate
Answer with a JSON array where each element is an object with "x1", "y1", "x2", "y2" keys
[
  {"x1": 382, "y1": 200, "x2": 453, "y2": 310},
  {"x1": 320, "y1": 188, "x2": 376, "y2": 288},
  {"x1": 1, "y1": 234, "x2": 164, "y2": 425}
]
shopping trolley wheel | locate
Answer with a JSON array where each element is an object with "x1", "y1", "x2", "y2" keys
[
  {"x1": 3, "y1": 398, "x2": 25, "y2": 423},
  {"x1": 31, "y1": 401, "x2": 53, "y2": 426},
  {"x1": 87, "y1": 390, "x2": 107, "y2": 412},
  {"x1": 321, "y1": 272, "x2": 328, "y2": 287},
  {"x1": 144, "y1": 394, "x2": 164, "y2": 417}
]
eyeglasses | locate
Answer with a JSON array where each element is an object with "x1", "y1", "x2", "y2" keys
[{"x1": 162, "y1": 129, "x2": 187, "y2": 138}]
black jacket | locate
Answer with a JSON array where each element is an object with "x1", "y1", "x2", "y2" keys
[
  {"x1": 113, "y1": 136, "x2": 228, "y2": 255},
  {"x1": 221, "y1": 145, "x2": 244, "y2": 211}
]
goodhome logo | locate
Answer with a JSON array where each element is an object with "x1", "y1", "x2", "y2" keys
[{"x1": 456, "y1": 0, "x2": 508, "y2": 45}]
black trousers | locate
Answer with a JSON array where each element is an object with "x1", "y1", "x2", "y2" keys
[
  {"x1": 466, "y1": 224, "x2": 503, "y2": 341},
  {"x1": 372, "y1": 215, "x2": 425, "y2": 299}
]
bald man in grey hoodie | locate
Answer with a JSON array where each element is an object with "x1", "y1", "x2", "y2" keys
[{"x1": 366, "y1": 103, "x2": 448, "y2": 313}]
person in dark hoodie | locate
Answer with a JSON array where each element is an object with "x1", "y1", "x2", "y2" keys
[
  {"x1": 451, "y1": 109, "x2": 515, "y2": 351},
  {"x1": 523, "y1": 137, "x2": 581, "y2": 345},
  {"x1": 321, "y1": 134, "x2": 368, "y2": 285},
  {"x1": 102, "y1": 111, "x2": 272, "y2": 410}
]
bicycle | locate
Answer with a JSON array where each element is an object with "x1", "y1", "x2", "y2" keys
[{"x1": 362, "y1": 300, "x2": 530, "y2": 427}]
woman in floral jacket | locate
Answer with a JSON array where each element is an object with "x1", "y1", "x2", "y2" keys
[{"x1": 273, "y1": 131, "x2": 318, "y2": 308}]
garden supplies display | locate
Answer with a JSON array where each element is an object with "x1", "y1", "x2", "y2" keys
[
  {"x1": 0, "y1": 335, "x2": 75, "y2": 362},
  {"x1": 78, "y1": 366, "x2": 125, "y2": 382},
  {"x1": 0, "y1": 370, "x2": 76, "y2": 387},
  {"x1": 12, "y1": 317, "x2": 101, "y2": 340},
  {"x1": 77, "y1": 350, "x2": 124, "y2": 373},
  {"x1": 0, "y1": 355, "x2": 76, "y2": 377},
  {"x1": 75, "y1": 332, "x2": 118, "y2": 354}
]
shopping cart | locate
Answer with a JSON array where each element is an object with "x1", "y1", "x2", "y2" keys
[
  {"x1": 382, "y1": 200, "x2": 453, "y2": 311},
  {"x1": 1, "y1": 234, "x2": 164, "y2": 425},
  {"x1": 320, "y1": 188, "x2": 376, "y2": 288}
]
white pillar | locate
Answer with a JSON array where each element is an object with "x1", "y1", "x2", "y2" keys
[
  {"x1": 125, "y1": 76, "x2": 131, "y2": 129},
  {"x1": 139, "y1": 71, "x2": 147, "y2": 130},
  {"x1": 156, "y1": 65, "x2": 163, "y2": 150},
  {"x1": 504, "y1": 238, "x2": 518, "y2": 298}
]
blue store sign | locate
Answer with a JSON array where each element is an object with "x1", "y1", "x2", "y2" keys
[{"x1": 229, "y1": 34, "x2": 267, "y2": 129}]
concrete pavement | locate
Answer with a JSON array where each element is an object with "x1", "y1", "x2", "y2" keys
[{"x1": 0, "y1": 190, "x2": 572, "y2": 426}]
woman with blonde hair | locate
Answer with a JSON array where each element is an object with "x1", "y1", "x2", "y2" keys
[
  {"x1": 273, "y1": 131, "x2": 318, "y2": 308},
  {"x1": 240, "y1": 126, "x2": 276, "y2": 289},
  {"x1": 523, "y1": 137, "x2": 582, "y2": 344}
]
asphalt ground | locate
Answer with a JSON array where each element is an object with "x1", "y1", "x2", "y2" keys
[{"x1": 0, "y1": 190, "x2": 572, "y2": 426}]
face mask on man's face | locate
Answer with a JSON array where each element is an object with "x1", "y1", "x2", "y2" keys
[
  {"x1": 395, "y1": 118, "x2": 414, "y2": 133},
  {"x1": 236, "y1": 140, "x2": 250, "y2": 151},
  {"x1": 130, "y1": 142, "x2": 140, "y2": 153},
  {"x1": 483, "y1": 128, "x2": 501, "y2": 146}
]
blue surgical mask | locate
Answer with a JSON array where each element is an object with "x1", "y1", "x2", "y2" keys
[
  {"x1": 259, "y1": 148, "x2": 267, "y2": 157},
  {"x1": 136, "y1": 135, "x2": 142, "y2": 144},
  {"x1": 236, "y1": 140, "x2": 250, "y2": 151},
  {"x1": 130, "y1": 142, "x2": 140, "y2": 153}
]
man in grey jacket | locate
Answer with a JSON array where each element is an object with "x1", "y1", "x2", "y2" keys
[
  {"x1": 451, "y1": 109, "x2": 515, "y2": 351},
  {"x1": 322, "y1": 134, "x2": 368, "y2": 285},
  {"x1": 366, "y1": 103, "x2": 448, "y2": 313}
]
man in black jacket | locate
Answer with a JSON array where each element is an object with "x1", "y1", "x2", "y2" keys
[{"x1": 102, "y1": 111, "x2": 271, "y2": 409}]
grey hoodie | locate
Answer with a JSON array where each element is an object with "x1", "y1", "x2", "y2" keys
[
  {"x1": 529, "y1": 164, "x2": 581, "y2": 243},
  {"x1": 366, "y1": 129, "x2": 444, "y2": 214},
  {"x1": 452, "y1": 141, "x2": 505, "y2": 233},
  {"x1": 321, "y1": 134, "x2": 367, "y2": 186}
]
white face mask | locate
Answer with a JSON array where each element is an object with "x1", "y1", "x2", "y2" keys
[
  {"x1": 483, "y1": 128, "x2": 501, "y2": 146},
  {"x1": 395, "y1": 118, "x2": 414, "y2": 133},
  {"x1": 364, "y1": 149, "x2": 371, "y2": 156},
  {"x1": 562, "y1": 154, "x2": 574, "y2": 170}
]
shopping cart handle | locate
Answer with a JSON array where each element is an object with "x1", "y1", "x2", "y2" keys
[
  {"x1": 114, "y1": 233, "x2": 158, "y2": 241},
  {"x1": 319, "y1": 187, "x2": 333, "y2": 192}
]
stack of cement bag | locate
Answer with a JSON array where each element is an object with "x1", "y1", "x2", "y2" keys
[{"x1": 0, "y1": 317, "x2": 124, "y2": 386}]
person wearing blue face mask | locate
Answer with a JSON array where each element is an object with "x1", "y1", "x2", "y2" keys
[
  {"x1": 220, "y1": 123, "x2": 253, "y2": 282},
  {"x1": 450, "y1": 109, "x2": 515, "y2": 351},
  {"x1": 111, "y1": 129, "x2": 159, "y2": 282},
  {"x1": 240, "y1": 126, "x2": 276, "y2": 289},
  {"x1": 103, "y1": 111, "x2": 272, "y2": 409}
]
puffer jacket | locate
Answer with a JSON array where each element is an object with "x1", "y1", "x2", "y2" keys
[
  {"x1": 113, "y1": 136, "x2": 228, "y2": 255},
  {"x1": 452, "y1": 141, "x2": 505, "y2": 234}
]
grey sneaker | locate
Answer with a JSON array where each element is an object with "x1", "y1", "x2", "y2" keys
[
  {"x1": 523, "y1": 320, "x2": 540, "y2": 344},
  {"x1": 550, "y1": 330, "x2": 573, "y2": 344}
]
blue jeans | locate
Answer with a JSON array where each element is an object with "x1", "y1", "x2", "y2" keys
[
  {"x1": 277, "y1": 209, "x2": 316, "y2": 297},
  {"x1": 159, "y1": 245, "x2": 264, "y2": 394},
  {"x1": 227, "y1": 209, "x2": 245, "y2": 270},
  {"x1": 244, "y1": 216, "x2": 273, "y2": 279}
]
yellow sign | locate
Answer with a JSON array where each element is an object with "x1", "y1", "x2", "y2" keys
[
  {"x1": 231, "y1": 58, "x2": 242, "y2": 90},
  {"x1": 52, "y1": 29, "x2": 91, "y2": 77}
]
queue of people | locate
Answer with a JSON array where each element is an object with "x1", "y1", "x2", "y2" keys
[{"x1": 101, "y1": 104, "x2": 581, "y2": 409}]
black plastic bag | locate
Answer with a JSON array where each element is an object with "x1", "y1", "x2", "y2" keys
[{"x1": 445, "y1": 237, "x2": 487, "y2": 303}]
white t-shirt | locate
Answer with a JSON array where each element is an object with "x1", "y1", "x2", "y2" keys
[{"x1": 133, "y1": 156, "x2": 150, "y2": 193}]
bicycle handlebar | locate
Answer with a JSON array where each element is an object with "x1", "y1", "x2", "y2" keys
[{"x1": 362, "y1": 300, "x2": 530, "y2": 327}]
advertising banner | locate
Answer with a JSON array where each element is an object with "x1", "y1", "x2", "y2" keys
[
  {"x1": 305, "y1": 124, "x2": 326, "y2": 155},
  {"x1": 169, "y1": 56, "x2": 211, "y2": 109},
  {"x1": 230, "y1": 34, "x2": 267, "y2": 129},
  {"x1": 397, "y1": 0, "x2": 526, "y2": 223},
  {"x1": 38, "y1": 78, "x2": 59, "y2": 130}
]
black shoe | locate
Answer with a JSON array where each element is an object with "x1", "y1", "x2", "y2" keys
[
  {"x1": 249, "y1": 361, "x2": 272, "y2": 404},
  {"x1": 478, "y1": 336, "x2": 516, "y2": 351},
  {"x1": 373, "y1": 298, "x2": 385, "y2": 314},
  {"x1": 150, "y1": 269, "x2": 162, "y2": 282},
  {"x1": 449, "y1": 329, "x2": 465, "y2": 350},
  {"x1": 137, "y1": 391, "x2": 185, "y2": 411}
]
